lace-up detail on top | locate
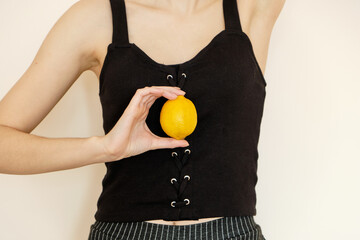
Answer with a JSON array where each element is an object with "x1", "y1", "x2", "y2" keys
[
  {"x1": 167, "y1": 72, "x2": 187, "y2": 89},
  {"x1": 170, "y1": 148, "x2": 192, "y2": 208}
]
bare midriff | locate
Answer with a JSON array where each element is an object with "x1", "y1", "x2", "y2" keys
[{"x1": 144, "y1": 217, "x2": 223, "y2": 226}]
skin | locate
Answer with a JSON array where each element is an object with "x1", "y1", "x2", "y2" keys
[{"x1": 0, "y1": 0, "x2": 286, "y2": 226}]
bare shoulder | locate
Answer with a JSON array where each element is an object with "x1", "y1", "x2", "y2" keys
[
  {"x1": 83, "y1": 0, "x2": 114, "y2": 78},
  {"x1": 70, "y1": 0, "x2": 114, "y2": 72},
  {"x1": 0, "y1": 0, "x2": 112, "y2": 133},
  {"x1": 253, "y1": 0, "x2": 287, "y2": 23},
  {"x1": 238, "y1": 0, "x2": 286, "y2": 38},
  {"x1": 50, "y1": 0, "x2": 114, "y2": 74},
  {"x1": 237, "y1": 0, "x2": 287, "y2": 75},
  {"x1": 53, "y1": 0, "x2": 113, "y2": 71}
]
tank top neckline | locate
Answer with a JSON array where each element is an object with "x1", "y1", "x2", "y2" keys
[
  {"x1": 128, "y1": 29, "x2": 247, "y2": 71},
  {"x1": 108, "y1": 0, "x2": 247, "y2": 73}
]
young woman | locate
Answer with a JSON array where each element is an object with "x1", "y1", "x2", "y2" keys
[{"x1": 0, "y1": 0, "x2": 285, "y2": 239}]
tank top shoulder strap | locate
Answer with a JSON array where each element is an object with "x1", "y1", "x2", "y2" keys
[
  {"x1": 223, "y1": 0, "x2": 243, "y2": 32},
  {"x1": 109, "y1": 0, "x2": 129, "y2": 45}
]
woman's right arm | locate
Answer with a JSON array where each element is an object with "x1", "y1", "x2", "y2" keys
[
  {"x1": 0, "y1": 0, "x2": 113, "y2": 175},
  {"x1": 0, "y1": 0, "x2": 188, "y2": 175}
]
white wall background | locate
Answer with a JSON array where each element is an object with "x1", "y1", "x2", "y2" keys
[{"x1": 0, "y1": 0, "x2": 359, "y2": 239}]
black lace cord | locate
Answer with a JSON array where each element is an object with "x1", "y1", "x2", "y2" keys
[
  {"x1": 170, "y1": 148, "x2": 191, "y2": 208},
  {"x1": 166, "y1": 72, "x2": 187, "y2": 89},
  {"x1": 178, "y1": 73, "x2": 187, "y2": 89},
  {"x1": 172, "y1": 150, "x2": 190, "y2": 172},
  {"x1": 166, "y1": 71, "x2": 190, "y2": 208}
]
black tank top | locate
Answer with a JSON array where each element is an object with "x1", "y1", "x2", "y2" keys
[{"x1": 95, "y1": 0, "x2": 267, "y2": 222}]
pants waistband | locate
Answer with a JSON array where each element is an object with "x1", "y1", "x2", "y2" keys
[{"x1": 89, "y1": 216, "x2": 262, "y2": 240}]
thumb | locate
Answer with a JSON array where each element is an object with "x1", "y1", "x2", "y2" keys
[{"x1": 151, "y1": 137, "x2": 189, "y2": 150}]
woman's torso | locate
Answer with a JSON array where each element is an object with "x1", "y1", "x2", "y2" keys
[{"x1": 89, "y1": 0, "x2": 270, "y2": 226}]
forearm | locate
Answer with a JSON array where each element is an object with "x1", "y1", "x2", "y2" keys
[{"x1": 0, "y1": 125, "x2": 110, "y2": 175}]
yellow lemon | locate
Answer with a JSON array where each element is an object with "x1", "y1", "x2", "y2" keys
[{"x1": 160, "y1": 95, "x2": 197, "y2": 140}]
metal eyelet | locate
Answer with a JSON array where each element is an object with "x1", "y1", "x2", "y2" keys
[
  {"x1": 170, "y1": 178, "x2": 177, "y2": 184},
  {"x1": 184, "y1": 198, "x2": 190, "y2": 205},
  {"x1": 171, "y1": 151, "x2": 178, "y2": 157},
  {"x1": 171, "y1": 201, "x2": 177, "y2": 207},
  {"x1": 184, "y1": 175, "x2": 190, "y2": 181},
  {"x1": 167, "y1": 74, "x2": 173, "y2": 80},
  {"x1": 181, "y1": 73, "x2": 187, "y2": 78},
  {"x1": 184, "y1": 149, "x2": 191, "y2": 154}
]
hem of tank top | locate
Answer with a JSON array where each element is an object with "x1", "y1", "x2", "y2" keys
[{"x1": 93, "y1": 210, "x2": 257, "y2": 223}]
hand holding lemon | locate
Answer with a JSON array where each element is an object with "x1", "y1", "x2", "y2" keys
[{"x1": 100, "y1": 86, "x2": 192, "y2": 162}]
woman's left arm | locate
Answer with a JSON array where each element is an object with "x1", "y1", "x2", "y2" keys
[
  {"x1": 254, "y1": 0, "x2": 287, "y2": 23},
  {"x1": 243, "y1": 0, "x2": 287, "y2": 75}
]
